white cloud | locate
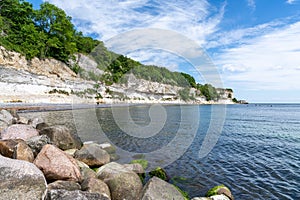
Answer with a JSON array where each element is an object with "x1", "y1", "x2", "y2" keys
[
  {"x1": 215, "y1": 21, "x2": 300, "y2": 91},
  {"x1": 287, "y1": 0, "x2": 296, "y2": 4},
  {"x1": 45, "y1": 0, "x2": 224, "y2": 46}
]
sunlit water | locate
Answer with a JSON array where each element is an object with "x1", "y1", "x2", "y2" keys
[{"x1": 21, "y1": 104, "x2": 300, "y2": 199}]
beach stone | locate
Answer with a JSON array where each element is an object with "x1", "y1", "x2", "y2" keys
[
  {"x1": 39, "y1": 125, "x2": 82, "y2": 150},
  {"x1": 26, "y1": 135, "x2": 51, "y2": 157},
  {"x1": 18, "y1": 116, "x2": 29, "y2": 124},
  {"x1": 0, "y1": 124, "x2": 39, "y2": 140},
  {"x1": 74, "y1": 143, "x2": 110, "y2": 168},
  {"x1": 0, "y1": 154, "x2": 47, "y2": 199},
  {"x1": 36, "y1": 122, "x2": 50, "y2": 131},
  {"x1": 81, "y1": 167, "x2": 97, "y2": 181},
  {"x1": 0, "y1": 139, "x2": 34, "y2": 162},
  {"x1": 140, "y1": 176, "x2": 185, "y2": 200},
  {"x1": 98, "y1": 142, "x2": 116, "y2": 154},
  {"x1": 206, "y1": 185, "x2": 234, "y2": 200},
  {"x1": 64, "y1": 148, "x2": 77, "y2": 157},
  {"x1": 28, "y1": 117, "x2": 44, "y2": 128},
  {"x1": 96, "y1": 162, "x2": 143, "y2": 200},
  {"x1": 0, "y1": 121, "x2": 8, "y2": 133},
  {"x1": 0, "y1": 109, "x2": 14, "y2": 125},
  {"x1": 34, "y1": 144, "x2": 82, "y2": 182},
  {"x1": 123, "y1": 163, "x2": 145, "y2": 174},
  {"x1": 46, "y1": 189, "x2": 110, "y2": 200},
  {"x1": 47, "y1": 180, "x2": 81, "y2": 191},
  {"x1": 13, "y1": 140, "x2": 34, "y2": 162},
  {"x1": 81, "y1": 178, "x2": 111, "y2": 199}
]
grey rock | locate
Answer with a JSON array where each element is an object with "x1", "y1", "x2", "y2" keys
[
  {"x1": 46, "y1": 189, "x2": 110, "y2": 200},
  {"x1": 140, "y1": 176, "x2": 185, "y2": 200},
  {"x1": 28, "y1": 117, "x2": 44, "y2": 128},
  {"x1": 0, "y1": 124, "x2": 39, "y2": 140},
  {"x1": 123, "y1": 163, "x2": 145, "y2": 174},
  {"x1": 74, "y1": 143, "x2": 110, "y2": 168},
  {"x1": 39, "y1": 125, "x2": 82, "y2": 150},
  {"x1": 0, "y1": 121, "x2": 8, "y2": 133},
  {"x1": 47, "y1": 180, "x2": 81, "y2": 191},
  {"x1": 98, "y1": 142, "x2": 116, "y2": 154},
  {"x1": 81, "y1": 178, "x2": 111, "y2": 199},
  {"x1": 18, "y1": 116, "x2": 29, "y2": 124},
  {"x1": 26, "y1": 135, "x2": 51, "y2": 157},
  {"x1": 0, "y1": 154, "x2": 47, "y2": 200},
  {"x1": 97, "y1": 162, "x2": 142, "y2": 200},
  {"x1": 81, "y1": 167, "x2": 97, "y2": 181},
  {"x1": 36, "y1": 122, "x2": 50, "y2": 131},
  {"x1": 0, "y1": 109, "x2": 14, "y2": 125}
]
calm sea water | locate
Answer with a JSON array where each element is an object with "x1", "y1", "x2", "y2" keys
[{"x1": 21, "y1": 104, "x2": 300, "y2": 199}]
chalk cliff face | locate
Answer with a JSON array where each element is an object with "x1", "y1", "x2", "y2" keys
[{"x1": 0, "y1": 46, "x2": 233, "y2": 104}]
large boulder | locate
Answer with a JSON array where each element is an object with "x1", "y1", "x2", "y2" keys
[
  {"x1": 26, "y1": 135, "x2": 51, "y2": 157},
  {"x1": 46, "y1": 189, "x2": 110, "y2": 200},
  {"x1": 81, "y1": 167, "x2": 97, "y2": 181},
  {"x1": 0, "y1": 154, "x2": 47, "y2": 199},
  {"x1": 97, "y1": 162, "x2": 143, "y2": 200},
  {"x1": 34, "y1": 144, "x2": 82, "y2": 182},
  {"x1": 140, "y1": 176, "x2": 185, "y2": 200},
  {"x1": 39, "y1": 125, "x2": 82, "y2": 150},
  {"x1": 47, "y1": 180, "x2": 81, "y2": 191},
  {"x1": 81, "y1": 178, "x2": 111, "y2": 199},
  {"x1": 74, "y1": 143, "x2": 110, "y2": 168},
  {"x1": 0, "y1": 124, "x2": 39, "y2": 140},
  {"x1": 0, "y1": 139, "x2": 34, "y2": 162}
]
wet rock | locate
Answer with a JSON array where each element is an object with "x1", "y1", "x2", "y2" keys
[
  {"x1": 46, "y1": 189, "x2": 110, "y2": 200},
  {"x1": 74, "y1": 143, "x2": 110, "y2": 168},
  {"x1": 123, "y1": 163, "x2": 145, "y2": 174},
  {"x1": 0, "y1": 124, "x2": 39, "y2": 140},
  {"x1": 140, "y1": 176, "x2": 185, "y2": 200},
  {"x1": 0, "y1": 139, "x2": 34, "y2": 162},
  {"x1": 47, "y1": 180, "x2": 81, "y2": 191},
  {"x1": 0, "y1": 154, "x2": 47, "y2": 200},
  {"x1": 81, "y1": 178, "x2": 111, "y2": 199},
  {"x1": 34, "y1": 144, "x2": 82, "y2": 182},
  {"x1": 96, "y1": 162, "x2": 143, "y2": 200},
  {"x1": 149, "y1": 167, "x2": 169, "y2": 181},
  {"x1": 206, "y1": 185, "x2": 234, "y2": 200},
  {"x1": 39, "y1": 125, "x2": 82, "y2": 150},
  {"x1": 26, "y1": 135, "x2": 51, "y2": 157}
]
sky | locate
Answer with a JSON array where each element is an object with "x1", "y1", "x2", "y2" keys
[{"x1": 27, "y1": 0, "x2": 300, "y2": 103}]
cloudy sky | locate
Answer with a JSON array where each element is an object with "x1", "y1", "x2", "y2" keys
[{"x1": 28, "y1": 0, "x2": 300, "y2": 103}]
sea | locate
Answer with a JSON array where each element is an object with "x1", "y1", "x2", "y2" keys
[{"x1": 21, "y1": 104, "x2": 300, "y2": 199}]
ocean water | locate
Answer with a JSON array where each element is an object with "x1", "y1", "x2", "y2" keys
[{"x1": 21, "y1": 104, "x2": 300, "y2": 199}]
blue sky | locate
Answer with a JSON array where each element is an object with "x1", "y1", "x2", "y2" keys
[{"x1": 28, "y1": 0, "x2": 300, "y2": 103}]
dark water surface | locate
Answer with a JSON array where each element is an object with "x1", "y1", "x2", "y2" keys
[{"x1": 21, "y1": 104, "x2": 300, "y2": 199}]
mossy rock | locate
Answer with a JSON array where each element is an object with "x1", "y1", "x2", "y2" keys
[
  {"x1": 173, "y1": 185, "x2": 189, "y2": 200},
  {"x1": 149, "y1": 167, "x2": 169, "y2": 181},
  {"x1": 206, "y1": 184, "x2": 232, "y2": 199},
  {"x1": 130, "y1": 159, "x2": 148, "y2": 170}
]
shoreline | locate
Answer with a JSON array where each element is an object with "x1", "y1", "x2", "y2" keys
[{"x1": 0, "y1": 101, "x2": 235, "y2": 113}]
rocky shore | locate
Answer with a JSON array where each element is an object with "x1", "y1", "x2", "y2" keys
[{"x1": 0, "y1": 109, "x2": 234, "y2": 200}]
